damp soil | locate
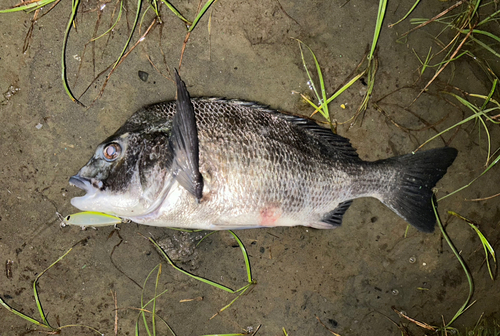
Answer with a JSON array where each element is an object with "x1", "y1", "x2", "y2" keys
[{"x1": 1, "y1": 1, "x2": 499, "y2": 335}]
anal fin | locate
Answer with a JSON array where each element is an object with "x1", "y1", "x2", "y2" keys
[{"x1": 321, "y1": 200, "x2": 353, "y2": 227}]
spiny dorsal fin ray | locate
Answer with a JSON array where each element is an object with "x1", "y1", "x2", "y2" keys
[
  {"x1": 169, "y1": 70, "x2": 203, "y2": 201},
  {"x1": 204, "y1": 98, "x2": 360, "y2": 160}
]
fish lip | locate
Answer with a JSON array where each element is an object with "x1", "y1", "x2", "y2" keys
[
  {"x1": 69, "y1": 175, "x2": 91, "y2": 191},
  {"x1": 69, "y1": 175, "x2": 98, "y2": 210}
]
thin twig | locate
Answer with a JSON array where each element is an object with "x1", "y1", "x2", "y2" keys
[
  {"x1": 147, "y1": 55, "x2": 173, "y2": 83},
  {"x1": 392, "y1": 306, "x2": 436, "y2": 331},
  {"x1": 412, "y1": 29, "x2": 473, "y2": 104},
  {"x1": 178, "y1": 31, "x2": 191, "y2": 70},
  {"x1": 92, "y1": 18, "x2": 157, "y2": 105},
  {"x1": 250, "y1": 324, "x2": 261, "y2": 336},
  {"x1": 113, "y1": 290, "x2": 118, "y2": 336},
  {"x1": 400, "y1": 0, "x2": 466, "y2": 38},
  {"x1": 466, "y1": 192, "x2": 500, "y2": 201},
  {"x1": 276, "y1": 0, "x2": 300, "y2": 26}
]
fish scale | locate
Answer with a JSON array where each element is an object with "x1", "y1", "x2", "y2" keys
[{"x1": 69, "y1": 73, "x2": 457, "y2": 232}]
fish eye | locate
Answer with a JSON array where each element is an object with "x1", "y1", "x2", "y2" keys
[{"x1": 103, "y1": 143, "x2": 121, "y2": 161}]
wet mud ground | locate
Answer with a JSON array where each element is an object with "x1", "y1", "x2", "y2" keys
[{"x1": 1, "y1": 0, "x2": 499, "y2": 335}]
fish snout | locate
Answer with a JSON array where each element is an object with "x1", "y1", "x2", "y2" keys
[{"x1": 69, "y1": 175, "x2": 91, "y2": 190}]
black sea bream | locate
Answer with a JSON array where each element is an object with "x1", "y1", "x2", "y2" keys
[{"x1": 69, "y1": 72, "x2": 457, "y2": 232}]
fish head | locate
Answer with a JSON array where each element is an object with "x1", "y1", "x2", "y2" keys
[{"x1": 69, "y1": 125, "x2": 176, "y2": 218}]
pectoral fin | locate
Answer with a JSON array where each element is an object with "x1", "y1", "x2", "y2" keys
[{"x1": 169, "y1": 70, "x2": 204, "y2": 201}]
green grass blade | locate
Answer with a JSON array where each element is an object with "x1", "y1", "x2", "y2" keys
[
  {"x1": 469, "y1": 29, "x2": 500, "y2": 44},
  {"x1": 136, "y1": 310, "x2": 147, "y2": 336},
  {"x1": 296, "y1": 41, "x2": 321, "y2": 106},
  {"x1": 196, "y1": 231, "x2": 217, "y2": 247},
  {"x1": 150, "y1": 0, "x2": 160, "y2": 19},
  {"x1": 152, "y1": 314, "x2": 176, "y2": 336},
  {"x1": 0, "y1": 0, "x2": 58, "y2": 13},
  {"x1": 309, "y1": 46, "x2": 329, "y2": 121},
  {"x1": 470, "y1": 0, "x2": 481, "y2": 18},
  {"x1": 33, "y1": 247, "x2": 74, "y2": 330},
  {"x1": 0, "y1": 297, "x2": 49, "y2": 328},
  {"x1": 477, "y1": 8, "x2": 500, "y2": 26},
  {"x1": 141, "y1": 289, "x2": 169, "y2": 309},
  {"x1": 325, "y1": 72, "x2": 365, "y2": 106},
  {"x1": 202, "y1": 334, "x2": 248, "y2": 336},
  {"x1": 414, "y1": 50, "x2": 468, "y2": 69},
  {"x1": 467, "y1": 96, "x2": 500, "y2": 124},
  {"x1": 470, "y1": 223, "x2": 496, "y2": 280},
  {"x1": 421, "y1": 46, "x2": 433, "y2": 74},
  {"x1": 113, "y1": 0, "x2": 142, "y2": 69},
  {"x1": 439, "y1": 151, "x2": 500, "y2": 201},
  {"x1": 91, "y1": 0, "x2": 123, "y2": 42},
  {"x1": 356, "y1": 57, "x2": 377, "y2": 123},
  {"x1": 61, "y1": 0, "x2": 85, "y2": 106},
  {"x1": 471, "y1": 36, "x2": 500, "y2": 59},
  {"x1": 188, "y1": 0, "x2": 217, "y2": 32},
  {"x1": 33, "y1": 277, "x2": 52, "y2": 328},
  {"x1": 217, "y1": 283, "x2": 252, "y2": 313},
  {"x1": 228, "y1": 231, "x2": 252, "y2": 283},
  {"x1": 481, "y1": 78, "x2": 497, "y2": 110},
  {"x1": 1, "y1": 244, "x2": 103, "y2": 334},
  {"x1": 149, "y1": 237, "x2": 235, "y2": 293},
  {"x1": 477, "y1": 115, "x2": 491, "y2": 163},
  {"x1": 299, "y1": 93, "x2": 321, "y2": 112},
  {"x1": 451, "y1": 93, "x2": 500, "y2": 124},
  {"x1": 141, "y1": 264, "x2": 160, "y2": 336},
  {"x1": 140, "y1": 6, "x2": 153, "y2": 38},
  {"x1": 57, "y1": 324, "x2": 104, "y2": 335},
  {"x1": 369, "y1": 0, "x2": 388, "y2": 60},
  {"x1": 152, "y1": 264, "x2": 162, "y2": 336},
  {"x1": 413, "y1": 47, "x2": 433, "y2": 75},
  {"x1": 160, "y1": 0, "x2": 191, "y2": 25},
  {"x1": 417, "y1": 93, "x2": 497, "y2": 151},
  {"x1": 448, "y1": 211, "x2": 497, "y2": 280},
  {"x1": 388, "y1": 0, "x2": 421, "y2": 28},
  {"x1": 296, "y1": 39, "x2": 329, "y2": 121},
  {"x1": 299, "y1": 71, "x2": 364, "y2": 124},
  {"x1": 168, "y1": 227, "x2": 203, "y2": 232},
  {"x1": 432, "y1": 198, "x2": 474, "y2": 326}
]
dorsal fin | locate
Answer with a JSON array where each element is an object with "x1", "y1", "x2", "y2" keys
[
  {"x1": 207, "y1": 98, "x2": 359, "y2": 160},
  {"x1": 276, "y1": 113, "x2": 359, "y2": 160},
  {"x1": 169, "y1": 70, "x2": 204, "y2": 201}
]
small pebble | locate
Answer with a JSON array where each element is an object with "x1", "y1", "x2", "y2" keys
[{"x1": 138, "y1": 71, "x2": 149, "y2": 82}]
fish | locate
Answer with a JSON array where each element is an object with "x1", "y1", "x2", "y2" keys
[{"x1": 69, "y1": 71, "x2": 458, "y2": 233}]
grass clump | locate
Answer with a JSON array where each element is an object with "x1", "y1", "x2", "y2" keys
[
  {"x1": 0, "y1": 0, "x2": 218, "y2": 106},
  {"x1": 0, "y1": 242, "x2": 103, "y2": 335},
  {"x1": 392, "y1": 0, "x2": 500, "y2": 101},
  {"x1": 294, "y1": 0, "x2": 387, "y2": 130},
  {"x1": 147, "y1": 230, "x2": 255, "y2": 321},
  {"x1": 393, "y1": 199, "x2": 497, "y2": 335}
]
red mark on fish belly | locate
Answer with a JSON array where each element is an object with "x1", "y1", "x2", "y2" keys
[{"x1": 259, "y1": 206, "x2": 282, "y2": 226}]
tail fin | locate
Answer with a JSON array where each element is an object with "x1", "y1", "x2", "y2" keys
[{"x1": 378, "y1": 147, "x2": 458, "y2": 233}]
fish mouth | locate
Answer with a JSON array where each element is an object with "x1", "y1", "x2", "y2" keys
[
  {"x1": 69, "y1": 175, "x2": 99, "y2": 210},
  {"x1": 69, "y1": 175, "x2": 91, "y2": 191}
]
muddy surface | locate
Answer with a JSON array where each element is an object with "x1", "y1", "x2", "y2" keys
[{"x1": 1, "y1": 0, "x2": 499, "y2": 335}]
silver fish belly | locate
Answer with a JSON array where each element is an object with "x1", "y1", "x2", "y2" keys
[{"x1": 69, "y1": 72, "x2": 457, "y2": 233}]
